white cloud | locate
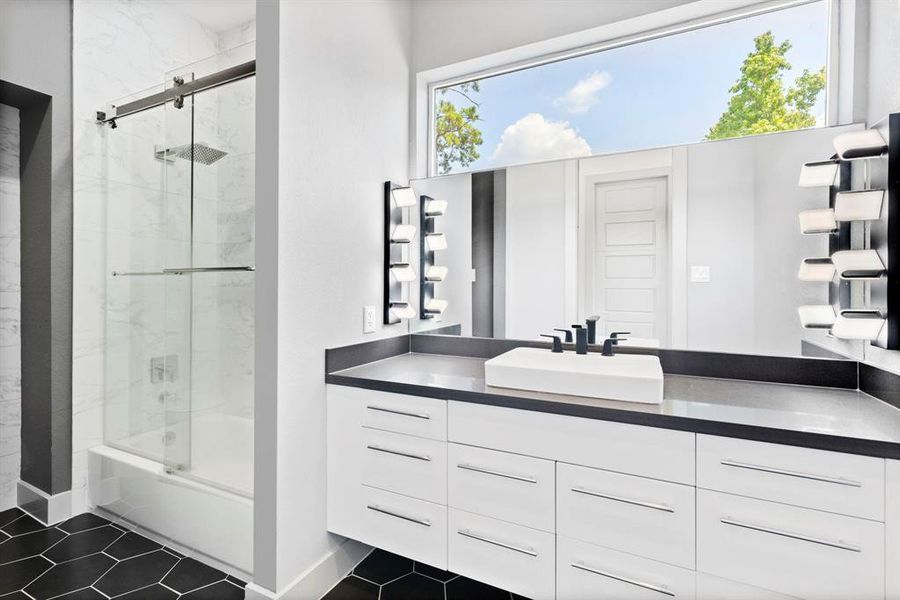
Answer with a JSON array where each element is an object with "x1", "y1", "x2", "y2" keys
[
  {"x1": 554, "y1": 71, "x2": 612, "y2": 114},
  {"x1": 491, "y1": 113, "x2": 592, "y2": 166}
]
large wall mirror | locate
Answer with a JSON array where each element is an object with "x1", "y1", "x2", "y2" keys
[{"x1": 409, "y1": 124, "x2": 875, "y2": 360}]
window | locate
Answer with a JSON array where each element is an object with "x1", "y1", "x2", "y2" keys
[{"x1": 431, "y1": 1, "x2": 830, "y2": 175}]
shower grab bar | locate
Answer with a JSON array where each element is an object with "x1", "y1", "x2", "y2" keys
[
  {"x1": 163, "y1": 266, "x2": 255, "y2": 274},
  {"x1": 112, "y1": 266, "x2": 255, "y2": 277}
]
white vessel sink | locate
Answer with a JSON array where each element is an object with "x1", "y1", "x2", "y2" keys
[{"x1": 484, "y1": 347, "x2": 664, "y2": 404}]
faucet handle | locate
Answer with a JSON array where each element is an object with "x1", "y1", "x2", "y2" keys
[
  {"x1": 601, "y1": 337, "x2": 628, "y2": 356},
  {"x1": 540, "y1": 334, "x2": 564, "y2": 353},
  {"x1": 609, "y1": 331, "x2": 631, "y2": 344},
  {"x1": 553, "y1": 328, "x2": 574, "y2": 343}
]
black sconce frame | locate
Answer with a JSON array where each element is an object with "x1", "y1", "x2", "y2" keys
[{"x1": 420, "y1": 195, "x2": 436, "y2": 319}]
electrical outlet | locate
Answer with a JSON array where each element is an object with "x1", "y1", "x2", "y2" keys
[
  {"x1": 691, "y1": 265, "x2": 711, "y2": 283},
  {"x1": 363, "y1": 305, "x2": 377, "y2": 333}
]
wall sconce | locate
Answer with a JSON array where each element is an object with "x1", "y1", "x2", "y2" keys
[
  {"x1": 798, "y1": 258, "x2": 835, "y2": 282},
  {"x1": 798, "y1": 208, "x2": 837, "y2": 234},
  {"x1": 384, "y1": 181, "x2": 417, "y2": 324},
  {"x1": 831, "y1": 249, "x2": 886, "y2": 279},
  {"x1": 834, "y1": 189, "x2": 885, "y2": 221},
  {"x1": 425, "y1": 266, "x2": 448, "y2": 282},
  {"x1": 798, "y1": 160, "x2": 840, "y2": 188},
  {"x1": 798, "y1": 305, "x2": 836, "y2": 329},
  {"x1": 420, "y1": 194, "x2": 448, "y2": 320},
  {"x1": 831, "y1": 310, "x2": 885, "y2": 340},
  {"x1": 424, "y1": 298, "x2": 449, "y2": 315},
  {"x1": 833, "y1": 130, "x2": 887, "y2": 160}
]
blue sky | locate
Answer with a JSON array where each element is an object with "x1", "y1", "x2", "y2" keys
[{"x1": 439, "y1": 1, "x2": 829, "y2": 173}]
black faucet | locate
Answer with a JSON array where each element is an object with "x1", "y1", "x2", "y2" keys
[
  {"x1": 609, "y1": 331, "x2": 631, "y2": 346},
  {"x1": 540, "y1": 334, "x2": 564, "y2": 353},
  {"x1": 573, "y1": 325, "x2": 588, "y2": 355},
  {"x1": 601, "y1": 336, "x2": 629, "y2": 356},
  {"x1": 553, "y1": 328, "x2": 574, "y2": 343},
  {"x1": 585, "y1": 316, "x2": 600, "y2": 344}
]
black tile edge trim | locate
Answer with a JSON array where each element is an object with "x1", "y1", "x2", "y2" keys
[
  {"x1": 408, "y1": 334, "x2": 858, "y2": 389},
  {"x1": 325, "y1": 374, "x2": 900, "y2": 460},
  {"x1": 658, "y1": 349, "x2": 858, "y2": 389},
  {"x1": 325, "y1": 335, "x2": 411, "y2": 373},
  {"x1": 859, "y1": 363, "x2": 900, "y2": 409},
  {"x1": 416, "y1": 323, "x2": 463, "y2": 336}
]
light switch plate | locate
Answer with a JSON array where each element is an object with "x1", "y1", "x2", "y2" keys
[
  {"x1": 691, "y1": 265, "x2": 711, "y2": 283},
  {"x1": 363, "y1": 305, "x2": 377, "y2": 333}
]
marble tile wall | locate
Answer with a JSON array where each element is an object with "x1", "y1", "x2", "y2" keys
[
  {"x1": 72, "y1": 0, "x2": 256, "y2": 513},
  {"x1": 0, "y1": 104, "x2": 21, "y2": 510}
]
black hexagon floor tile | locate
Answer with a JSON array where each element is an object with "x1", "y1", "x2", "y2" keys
[
  {"x1": 1, "y1": 515, "x2": 47, "y2": 537},
  {"x1": 94, "y1": 549, "x2": 179, "y2": 597},
  {"x1": 57, "y1": 513, "x2": 111, "y2": 534},
  {"x1": 381, "y1": 573, "x2": 445, "y2": 600},
  {"x1": 414, "y1": 561, "x2": 457, "y2": 583},
  {"x1": 52, "y1": 588, "x2": 106, "y2": 599},
  {"x1": 161, "y1": 556, "x2": 228, "y2": 593},
  {"x1": 0, "y1": 555, "x2": 53, "y2": 595},
  {"x1": 0, "y1": 508, "x2": 24, "y2": 529},
  {"x1": 42, "y1": 524, "x2": 123, "y2": 563},
  {"x1": 446, "y1": 576, "x2": 512, "y2": 600},
  {"x1": 0, "y1": 527, "x2": 67, "y2": 565},
  {"x1": 352, "y1": 549, "x2": 414, "y2": 584},
  {"x1": 105, "y1": 531, "x2": 163, "y2": 560},
  {"x1": 321, "y1": 575, "x2": 379, "y2": 600},
  {"x1": 114, "y1": 584, "x2": 179, "y2": 599},
  {"x1": 181, "y1": 580, "x2": 246, "y2": 599},
  {"x1": 24, "y1": 552, "x2": 115, "y2": 600}
]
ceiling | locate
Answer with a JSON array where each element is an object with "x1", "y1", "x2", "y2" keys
[{"x1": 169, "y1": 0, "x2": 256, "y2": 33}]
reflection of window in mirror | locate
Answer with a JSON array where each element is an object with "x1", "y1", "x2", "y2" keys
[{"x1": 431, "y1": 0, "x2": 829, "y2": 176}]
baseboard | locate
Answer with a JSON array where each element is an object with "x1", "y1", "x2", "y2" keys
[
  {"x1": 246, "y1": 538, "x2": 371, "y2": 600},
  {"x1": 17, "y1": 480, "x2": 72, "y2": 525}
]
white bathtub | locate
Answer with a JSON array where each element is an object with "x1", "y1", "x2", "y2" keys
[{"x1": 88, "y1": 413, "x2": 253, "y2": 577}]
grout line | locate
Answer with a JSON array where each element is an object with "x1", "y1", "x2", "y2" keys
[
  {"x1": 91, "y1": 586, "x2": 111, "y2": 599},
  {"x1": 178, "y1": 576, "x2": 229, "y2": 596}
]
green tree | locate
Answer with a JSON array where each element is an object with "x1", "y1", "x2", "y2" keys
[
  {"x1": 435, "y1": 81, "x2": 483, "y2": 174},
  {"x1": 706, "y1": 31, "x2": 825, "y2": 140}
]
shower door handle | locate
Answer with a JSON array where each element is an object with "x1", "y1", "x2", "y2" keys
[{"x1": 162, "y1": 266, "x2": 256, "y2": 274}]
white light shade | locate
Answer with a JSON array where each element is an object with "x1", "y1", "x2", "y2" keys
[
  {"x1": 425, "y1": 233, "x2": 447, "y2": 251},
  {"x1": 831, "y1": 250, "x2": 886, "y2": 279},
  {"x1": 390, "y1": 224, "x2": 416, "y2": 243},
  {"x1": 391, "y1": 186, "x2": 417, "y2": 208},
  {"x1": 425, "y1": 265, "x2": 448, "y2": 281},
  {"x1": 389, "y1": 302, "x2": 416, "y2": 320},
  {"x1": 833, "y1": 129, "x2": 887, "y2": 160},
  {"x1": 831, "y1": 310, "x2": 885, "y2": 340},
  {"x1": 798, "y1": 161, "x2": 839, "y2": 187},
  {"x1": 834, "y1": 190, "x2": 885, "y2": 221},
  {"x1": 798, "y1": 258, "x2": 835, "y2": 282},
  {"x1": 798, "y1": 305, "x2": 836, "y2": 329},
  {"x1": 424, "y1": 298, "x2": 448, "y2": 314},
  {"x1": 799, "y1": 208, "x2": 837, "y2": 234},
  {"x1": 424, "y1": 198, "x2": 447, "y2": 216},
  {"x1": 389, "y1": 263, "x2": 416, "y2": 282}
]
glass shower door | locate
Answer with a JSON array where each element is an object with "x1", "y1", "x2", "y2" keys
[{"x1": 162, "y1": 45, "x2": 256, "y2": 498}]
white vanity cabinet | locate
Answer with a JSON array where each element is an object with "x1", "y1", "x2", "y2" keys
[{"x1": 327, "y1": 385, "x2": 898, "y2": 599}]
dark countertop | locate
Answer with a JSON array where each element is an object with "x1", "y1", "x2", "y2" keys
[{"x1": 326, "y1": 352, "x2": 900, "y2": 459}]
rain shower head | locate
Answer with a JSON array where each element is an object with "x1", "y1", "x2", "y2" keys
[{"x1": 155, "y1": 142, "x2": 228, "y2": 165}]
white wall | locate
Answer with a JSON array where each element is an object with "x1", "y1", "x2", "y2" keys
[
  {"x1": 268, "y1": 0, "x2": 412, "y2": 593},
  {"x1": 0, "y1": 104, "x2": 20, "y2": 510},
  {"x1": 866, "y1": 0, "x2": 900, "y2": 124}
]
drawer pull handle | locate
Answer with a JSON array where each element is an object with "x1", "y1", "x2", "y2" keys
[
  {"x1": 571, "y1": 562, "x2": 675, "y2": 597},
  {"x1": 720, "y1": 459, "x2": 862, "y2": 488},
  {"x1": 720, "y1": 517, "x2": 861, "y2": 552},
  {"x1": 457, "y1": 529, "x2": 538, "y2": 557},
  {"x1": 366, "y1": 405, "x2": 431, "y2": 420},
  {"x1": 366, "y1": 444, "x2": 431, "y2": 462},
  {"x1": 457, "y1": 463, "x2": 538, "y2": 484},
  {"x1": 571, "y1": 487, "x2": 674, "y2": 513},
  {"x1": 367, "y1": 504, "x2": 431, "y2": 527}
]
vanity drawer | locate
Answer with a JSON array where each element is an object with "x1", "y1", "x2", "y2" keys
[
  {"x1": 696, "y1": 573, "x2": 801, "y2": 600},
  {"x1": 328, "y1": 385, "x2": 447, "y2": 441},
  {"x1": 448, "y1": 443, "x2": 554, "y2": 532},
  {"x1": 448, "y1": 508, "x2": 555, "y2": 600},
  {"x1": 698, "y1": 435, "x2": 885, "y2": 520},
  {"x1": 361, "y1": 429, "x2": 447, "y2": 504},
  {"x1": 558, "y1": 535, "x2": 696, "y2": 600},
  {"x1": 358, "y1": 485, "x2": 447, "y2": 570},
  {"x1": 448, "y1": 401, "x2": 695, "y2": 485},
  {"x1": 697, "y1": 489, "x2": 885, "y2": 600},
  {"x1": 557, "y1": 462, "x2": 696, "y2": 569}
]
